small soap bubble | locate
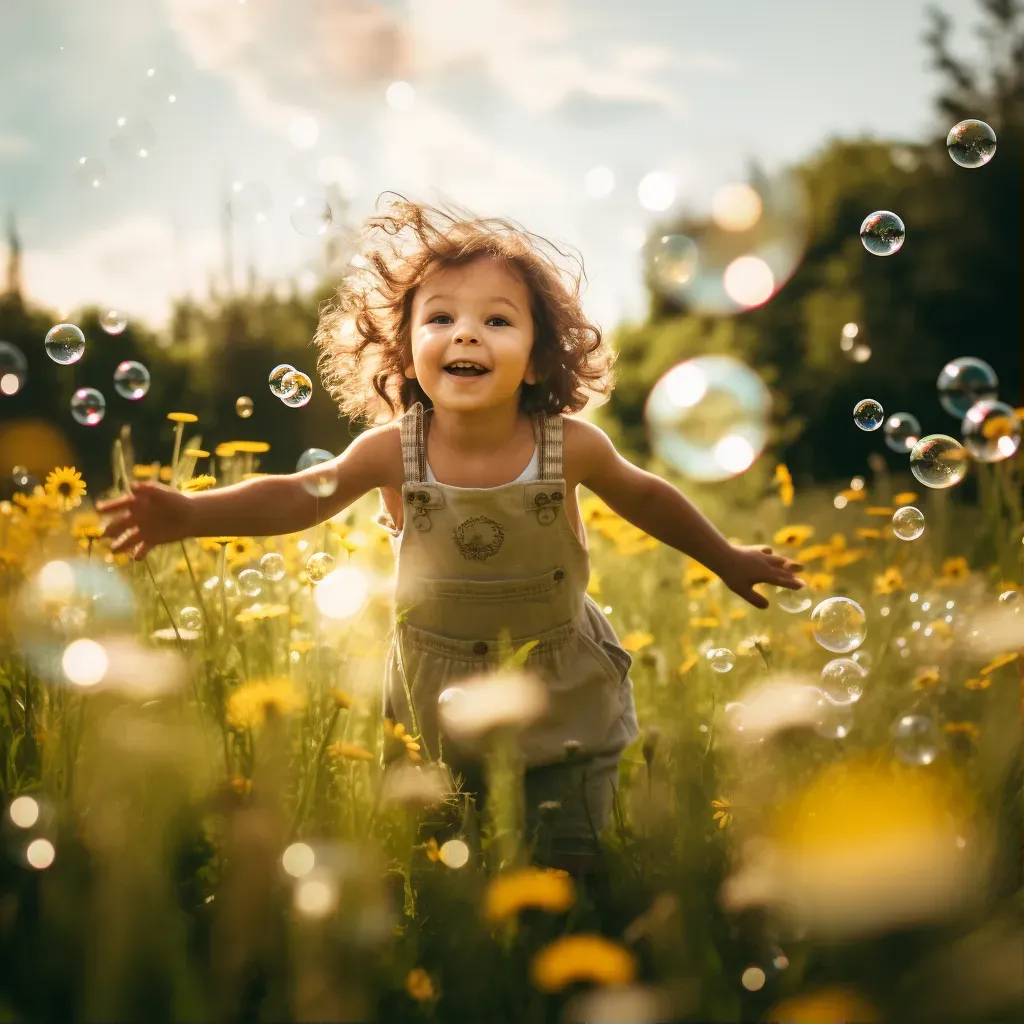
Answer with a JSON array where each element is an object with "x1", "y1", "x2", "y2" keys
[
  {"x1": 0, "y1": 341, "x2": 28, "y2": 394},
  {"x1": 280, "y1": 370, "x2": 313, "y2": 408},
  {"x1": 11, "y1": 465, "x2": 30, "y2": 486},
  {"x1": 853, "y1": 398, "x2": 884, "y2": 431},
  {"x1": 112, "y1": 360, "x2": 150, "y2": 400},
  {"x1": 74, "y1": 156, "x2": 106, "y2": 189},
  {"x1": 259, "y1": 552, "x2": 286, "y2": 581},
  {"x1": 100, "y1": 310, "x2": 127, "y2": 335},
  {"x1": 650, "y1": 234, "x2": 699, "y2": 291},
  {"x1": 70, "y1": 388, "x2": 106, "y2": 426},
  {"x1": 860, "y1": 210, "x2": 905, "y2": 256},
  {"x1": 937, "y1": 357, "x2": 998, "y2": 418},
  {"x1": 890, "y1": 713, "x2": 944, "y2": 766},
  {"x1": 644, "y1": 355, "x2": 771, "y2": 482},
  {"x1": 811, "y1": 597, "x2": 866, "y2": 654},
  {"x1": 180, "y1": 606, "x2": 202, "y2": 630},
  {"x1": 235, "y1": 395, "x2": 254, "y2": 418},
  {"x1": 290, "y1": 196, "x2": 333, "y2": 237},
  {"x1": 297, "y1": 448, "x2": 337, "y2": 498},
  {"x1": 706, "y1": 648, "x2": 736, "y2": 673},
  {"x1": 910, "y1": 435, "x2": 968, "y2": 489},
  {"x1": 268, "y1": 363, "x2": 298, "y2": 399},
  {"x1": 883, "y1": 411, "x2": 921, "y2": 453},
  {"x1": 45, "y1": 324, "x2": 85, "y2": 365},
  {"x1": 892, "y1": 505, "x2": 925, "y2": 541},
  {"x1": 305, "y1": 552, "x2": 335, "y2": 582},
  {"x1": 237, "y1": 568, "x2": 263, "y2": 597},
  {"x1": 776, "y1": 584, "x2": 812, "y2": 614},
  {"x1": 946, "y1": 119, "x2": 997, "y2": 168},
  {"x1": 820, "y1": 657, "x2": 866, "y2": 705},
  {"x1": 961, "y1": 399, "x2": 1021, "y2": 462}
]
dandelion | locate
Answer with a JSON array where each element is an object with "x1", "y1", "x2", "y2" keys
[
  {"x1": 225, "y1": 677, "x2": 306, "y2": 731},
  {"x1": 774, "y1": 525, "x2": 814, "y2": 547},
  {"x1": 911, "y1": 666, "x2": 941, "y2": 691},
  {"x1": 235, "y1": 602, "x2": 290, "y2": 624},
  {"x1": 484, "y1": 867, "x2": 575, "y2": 923},
  {"x1": 530, "y1": 934, "x2": 637, "y2": 992},
  {"x1": 980, "y1": 652, "x2": 1019, "y2": 676},
  {"x1": 874, "y1": 567, "x2": 904, "y2": 595},
  {"x1": 737, "y1": 634, "x2": 771, "y2": 657},
  {"x1": 405, "y1": 968, "x2": 438, "y2": 1003},
  {"x1": 327, "y1": 741, "x2": 374, "y2": 761},
  {"x1": 621, "y1": 631, "x2": 654, "y2": 652},
  {"x1": 711, "y1": 798, "x2": 732, "y2": 829},
  {"x1": 181, "y1": 474, "x2": 217, "y2": 493},
  {"x1": 44, "y1": 466, "x2": 87, "y2": 511}
]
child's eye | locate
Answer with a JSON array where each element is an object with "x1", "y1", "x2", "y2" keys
[
  {"x1": 486, "y1": 316, "x2": 510, "y2": 327},
  {"x1": 428, "y1": 314, "x2": 453, "y2": 324}
]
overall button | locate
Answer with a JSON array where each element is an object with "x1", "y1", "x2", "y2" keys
[
  {"x1": 553, "y1": 568, "x2": 565, "y2": 582},
  {"x1": 412, "y1": 513, "x2": 431, "y2": 532},
  {"x1": 537, "y1": 506, "x2": 557, "y2": 525},
  {"x1": 551, "y1": 491, "x2": 563, "y2": 501},
  {"x1": 535, "y1": 492, "x2": 549, "y2": 505},
  {"x1": 472, "y1": 641, "x2": 488, "y2": 656},
  {"x1": 416, "y1": 490, "x2": 430, "y2": 504}
]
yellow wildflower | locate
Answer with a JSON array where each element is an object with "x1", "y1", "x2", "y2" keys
[
  {"x1": 224, "y1": 537, "x2": 260, "y2": 566},
  {"x1": 579, "y1": 494, "x2": 617, "y2": 526},
  {"x1": 422, "y1": 838, "x2": 442, "y2": 862},
  {"x1": 586, "y1": 569, "x2": 601, "y2": 597},
  {"x1": 827, "y1": 548, "x2": 868, "y2": 570},
  {"x1": 856, "y1": 528, "x2": 883, "y2": 540},
  {"x1": 678, "y1": 650, "x2": 699, "y2": 676},
  {"x1": 332, "y1": 689, "x2": 354, "y2": 709},
  {"x1": 159, "y1": 467, "x2": 173, "y2": 483},
  {"x1": 405, "y1": 968, "x2": 438, "y2": 1003},
  {"x1": 838, "y1": 487, "x2": 867, "y2": 502},
  {"x1": 942, "y1": 721, "x2": 980, "y2": 742},
  {"x1": 225, "y1": 677, "x2": 306, "y2": 731},
  {"x1": 690, "y1": 616, "x2": 720, "y2": 629},
  {"x1": 327, "y1": 741, "x2": 374, "y2": 762},
  {"x1": 767, "y1": 988, "x2": 879, "y2": 1024},
  {"x1": 214, "y1": 443, "x2": 237, "y2": 458},
  {"x1": 865, "y1": 506, "x2": 894, "y2": 517},
  {"x1": 384, "y1": 719, "x2": 422, "y2": 761},
  {"x1": 728, "y1": 607, "x2": 748, "y2": 621},
  {"x1": 938, "y1": 556, "x2": 970, "y2": 584},
  {"x1": 230, "y1": 777, "x2": 252, "y2": 796},
  {"x1": 181, "y1": 474, "x2": 217, "y2": 493},
  {"x1": 874, "y1": 567, "x2": 904, "y2": 595},
  {"x1": 830, "y1": 533, "x2": 847, "y2": 553},
  {"x1": 530, "y1": 934, "x2": 637, "y2": 992},
  {"x1": 911, "y1": 666, "x2": 941, "y2": 691},
  {"x1": 182, "y1": 448, "x2": 210, "y2": 458},
  {"x1": 44, "y1": 466, "x2": 87, "y2": 511},
  {"x1": 683, "y1": 560, "x2": 716, "y2": 589},
  {"x1": 235, "y1": 602, "x2": 290, "y2": 624},
  {"x1": 167, "y1": 412, "x2": 198, "y2": 423},
  {"x1": 711, "y1": 797, "x2": 732, "y2": 829},
  {"x1": 132, "y1": 464, "x2": 157, "y2": 480},
  {"x1": 803, "y1": 571, "x2": 834, "y2": 592},
  {"x1": 70, "y1": 511, "x2": 104, "y2": 540},
  {"x1": 483, "y1": 867, "x2": 575, "y2": 924},
  {"x1": 795, "y1": 543, "x2": 833, "y2": 563},
  {"x1": 775, "y1": 464, "x2": 794, "y2": 507},
  {"x1": 774, "y1": 525, "x2": 814, "y2": 547},
  {"x1": 980, "y1": 652, "x2": 1019, "y2": 676},
  {"x1": 964, "y1": 677, "x2": 990, "y2": 690},
  {"x1": 774, "y1": 464, "x2": 792, "y2": 485},
  {"x1": 621, "y1": 631, "x2": 654, "y2": 653},
  {"x1": 231, "y1": 440, "x2": 271, "y2": 454},
  {"x1": 893, "y1": 491, "x2": 918, "y2": 505}
]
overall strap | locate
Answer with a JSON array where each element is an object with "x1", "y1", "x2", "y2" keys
[
  {"x1": 400, "y1": 402, "x2": 427, "y2": 483},
  {"x1": 537, "y1": 412, "x2": 563, "y2": 480}
]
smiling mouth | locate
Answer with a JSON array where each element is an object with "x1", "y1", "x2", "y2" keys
[{"x1": 444, "y1": 365, "x2": 490, "y2": 377}]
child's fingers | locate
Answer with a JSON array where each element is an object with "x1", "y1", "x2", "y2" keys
[
  {"x1": 744, "y1": 586, "x2": 770, "y2": 610},
  {"x1": 95, "y1": 494, "x2": 132, "y2": 513}
]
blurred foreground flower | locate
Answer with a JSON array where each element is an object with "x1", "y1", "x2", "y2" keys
[
  {"x1": 484, "y1": 866, "x2": 575, "y2": 923},
  {"x1": 405, "y1": 967, "x2": 438, "y2": 1003},
  {"x1": 437, "y1": 669, "x2": 548, "y2": 748},
  {"x1": 721, "y1": 758, "x2": 990, "y2": 938},
  {"x1": 711, "y1": 798, "x2": 732, "y2": 829},
  {"x1": 766, "y1": 986, "x2": 878, "y2": 1023},
  {"x1": 226, "y1": 677, "x2": 306, "y2": 731},
  {"x1": 44, "y1": 466, "x2": 86, "y2": 511},
  {"x1": 724, "y1": 677, "x2": 823, "y2": 741},
  {"x1": 530, "y1": 934, "x2": 637, "y2": 991},
  {"x1": 774, "y1": 525, "x2": 814, "y2": 547}
]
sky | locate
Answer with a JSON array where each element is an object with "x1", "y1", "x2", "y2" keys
[{"x1": 0, "y1": 0, "x2": 986, "y2": 336}]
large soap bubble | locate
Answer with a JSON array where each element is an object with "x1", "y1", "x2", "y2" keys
[
  {"x1": 269, "y1": 363, "x2": 298, "y2": 399},
  {"x1": 644, "y1": 356, "x2": 771, "y2": 482},
  {"x1": 910, "y1": 435, "x2": 968, "y2": 489},
  {"x1": 936, "y1": 357, "x2": 998, "y2": 418},
  {"x1": 810, "y1": 597, "x2": 866, "y2": 654},
  {"x1": 946, "y1": 119, "x2": 997, "y2": 168},
  {"x1": 853, "y1": 399, "x2": 884, "y2": 431},
  {"x1": 45, "y1": 324, "x2": 85, "y2": 365},
  {"x1": 280, "y1": 371, "x2": 313, "y2": 408},
  {"x1": 961, "y1": 399, "x2": 1021, "y2": 462},
  {"x1": 883, "y1": 411, "x2": 921, "y2": 454},
  {"x1": 297, "y1": 447, "x2": 337, "y2": 498}
]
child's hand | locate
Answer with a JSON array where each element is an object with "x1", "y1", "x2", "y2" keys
[
  {"x1": 720, "y1": 544, "x2": 805, "y2": 610},
  {"x1": 95, "y1": 481, "x2": 194, "y2": 560}
]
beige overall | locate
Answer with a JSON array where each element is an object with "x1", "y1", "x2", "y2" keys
[{"x1": 379, "y1": 401, "x2": 639, "y2": 852}]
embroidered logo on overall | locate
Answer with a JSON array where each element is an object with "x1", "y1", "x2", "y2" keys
[{"x1": 453, "y1": 516, "x2": 505, "y2": 560}]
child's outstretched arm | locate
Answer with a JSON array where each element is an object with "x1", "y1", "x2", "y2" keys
[
  {"x1": 570, "y1": 420, "x2": 803, "y2": 609},
  {"x1": 96, "y1": 426, "x2": 393, "y2": 560}
]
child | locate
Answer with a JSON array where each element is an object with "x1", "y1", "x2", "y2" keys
[{"x1": 97, "y1": 196, "x2": 804, "y2": 870}]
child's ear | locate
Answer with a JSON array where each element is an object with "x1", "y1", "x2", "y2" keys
[{"x1": 404, "y1": 362, "x2": 417, "y2": 380}]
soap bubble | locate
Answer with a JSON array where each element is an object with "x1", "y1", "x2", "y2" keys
[
  {"x1": 890, "y1": 714, "x2": 944, "y2": 766},
  {"x1": 112, "y1": 360, "x2": 151, "y2": 400},
  {"x1": 74, "y1": 156, "x2": 106, "y2": 189},
  {"x1": 297, "y1": 448, "x2": 337, "y2": 498},
  {"x1": 231, "y1": 181, "x2": 273, "y2": 225},
  {"x1": 961, "y1": 399, "x2": 1021, "y2": 462},
  {"x1": 813, "y1": 699, "x2": 854, "y2": 739},
  {"x1": 860, "y1": 211, "x2": 905, "y2": 256},
  {"x1": 180, "y1": 606, "x2": 202, "y2": 630},
  {"x1": 936, "y1": 357, "x2": 998, "y2": 418},
  {"x1": 305, "y1": 552, "x2": 335, "y2": 583},
  {"x1": 100, "y1": 310, "x2": 127, "y2": 335},
  {"x1": 820, "y1": 657, "x2": 866, "y2": 705},
  {"x1": 235, "y1": 396, "x2": 254, "y2": 418},
  {"x1": 0, "y1": 341, "x2": 28, "y2": 395},
  {"x1": 946, "y1": 119, "x2": 997, "y2": 168},
  {"x1": 109, "y1": 116, "x2": 156, "y2": 159},
  {"x1": 811, "y1": 597, "x2": 866, "y2": 654},
  {"x1": 851, "y1": 649, "x2": 872, "y2": 675},
  {"x1": 280, "y1": 371, "x2": 313, "y2": 408},
  {"x1": 883, "y1": 411, "x2": 921, "y2": 453},
  {"x1": 70, "y1": 388, "x2": 106, "y2": 426},
  {"x1": 892, "y1": 505, "x2": 925, "y2": 541},
  {"x1": 910, "y1": 435, "x2": 968, "y2": 489},
  {"x1": 290, "y1": 196, "x2": 332, "y2": 237},
  {"x1": 776, "y1": 584, "x2": 812, "y2": 614},
  {"x1": 269, "y1": 364, "x2": 298, "y2": 399},
  {"x1": 237, "y1": 569, "x2": 263, "y2": 597},
  {"x1": 259, "y1": 552, "x2": 286, "y2": 581},
  {"x1": 650, "y1": 234, "x2": 699, "y2": 291},
  {"x1": 45, "y1": 324, "x2": 85, "y2": 365},
  {"x1": 853, "y1": 399, "x2": 884, "y2": 431},
  {"x1": 644, "y1": 355, "x2": 771, "y2": 482},
  {"x1": 706, "y1": 648, "x2": 736, "y2": 673}
]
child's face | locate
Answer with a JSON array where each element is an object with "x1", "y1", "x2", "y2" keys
[{"x1": 406, "y1": 256, "x2": 537, "y2": 411}]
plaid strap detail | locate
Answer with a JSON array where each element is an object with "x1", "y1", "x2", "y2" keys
[
  {"x1": 400, "y1": 402, "x2": 426, "y2": 483},
  {"x1": 540, "y1": 413, "x2": 563, "y2": 480}
]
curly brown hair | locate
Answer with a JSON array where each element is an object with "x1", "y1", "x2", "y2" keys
[{"x1": 313, "y1": 194, "x2": 616, "y2": 426}]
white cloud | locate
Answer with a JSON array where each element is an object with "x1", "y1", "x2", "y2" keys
[{"x1": 15, "y1": 215, "x2": 220, "y2": 328}]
